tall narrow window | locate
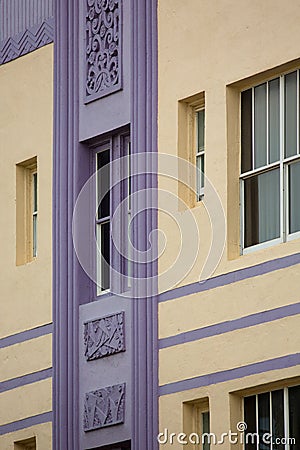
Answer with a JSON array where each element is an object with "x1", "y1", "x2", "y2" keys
[
  {"x1": 202, "y1": 410, "x2": 210, "y2": 450},
  {"x1": 196, "y1": 108, "x2": 205, "y2": 200},
  {"x1": 241, "y1": 70, "x2": 300, "y2": 253},
  {"x1": 16, "y1": 157, "x2": 38, "y2": 265},
  {"x1": 94, "y1": 132, "x2": 131, "y2": 296},
  {"x1": 96, "y1": 147, "x2": 111, "y2": 294}
]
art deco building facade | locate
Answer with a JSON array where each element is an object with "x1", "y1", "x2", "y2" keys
[{"x1": 1, "y1": 1, "x2": 300, "y2": 449}]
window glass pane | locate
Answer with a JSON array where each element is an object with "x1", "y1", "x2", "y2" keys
[
  {"x1": 258, "y1": 392, "x2": 270, "y2": 450},
  {"x1": 254, "y1": 83, "x2": 267, "y2": 169},
  {"x1": 197, "y1": 110, "x2": 205, "y2": 152},
  {"x1": 97, "y1": 222, "x2": 110, "y2": 292},
  {"x1": 244, "y1": 396, "x2": 257, "y2": 450},
  {"x1": 269, "y1": 78, "x2": 280, "y2": 163},
  {"x1": 33, "y1": 173, "x2": 37, "y2": 212},
  {"x1": 241, "y1": 89, "x2": 253, "y2": 173},
  {"x1": 285, "y1": 71, "x2": 297, "y2": 158},
  {"x1": 289, "y1": 385, "x2": 300, "y2": 450},
  {"x1": 196, "y1": 154, "x2": 204, "y2": 199},
  {"x1": 271, "y1": 390, "x2": 284, "y2": 450},
  {"x1": 97, "y1": 149, "x2": 110, "y2": 220},
  {"x1": 202, "y1": 411, "x2": 210, "y2": 450},
  {"x1": 244, "y1": 168, "x2": 280, "y2": 247},
  {"x1": 33, "y1": 214, "x2": 37, "y2": 258},
  {"x1": 289, "y1": 160, "x2": 300, "y2": 234}
]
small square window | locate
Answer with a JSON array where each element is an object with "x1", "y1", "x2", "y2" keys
[{"x1": 14, "y1": 436, "x2": 36, "y2": 450}]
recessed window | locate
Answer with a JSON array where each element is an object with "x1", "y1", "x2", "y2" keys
[
  {"x1": 244, "y1": 385, "x2": 300, "y2": 450},
  {"x1": 14, "y1": 436, "x2": 36, "y2": 450},
  {"x1": 241, "y1": 70, "x2": 300, "y2": 253},
  {"x1": 95, "y1": 133, "x2": 131, "y2": 295},
  {"x1": 16, "y1": 157, "x2": 38, "y2": 265}
]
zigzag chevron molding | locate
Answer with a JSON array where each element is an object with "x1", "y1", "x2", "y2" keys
[{"x1": 0, "y1": 18, "x2": 54, "y2": 65}]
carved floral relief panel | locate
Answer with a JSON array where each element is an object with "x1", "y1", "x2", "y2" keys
[{"x1": 85, "y1": 0, "x2": 122, "y2": 102}]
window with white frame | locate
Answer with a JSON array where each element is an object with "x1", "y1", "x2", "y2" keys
[
  {"x1": 32, "y1": 171, "x2": 38, "y2": 258},
  {"x1": 95, "y1": 133, "x2": 131, "y2": 295},
  {"x1": 244, "y1": 385, "x2": 300, "y2": 450},
  {"x1": 241, "y1": 70, "x2": 300, "y2": 253},
  {"x1": 196, "y1": 108, "x2": 205, "y2": 201}
]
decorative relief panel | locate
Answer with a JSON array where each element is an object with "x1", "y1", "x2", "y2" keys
[
  {"x1": 84, "y1": 383, "x2": 126, "y2": 431},
  {"x1": 85, "y1": 0, "x2": 122, "y2": 102},
  {"x1": 84, "y1": 312, "x2": 125, "y2": 361}
]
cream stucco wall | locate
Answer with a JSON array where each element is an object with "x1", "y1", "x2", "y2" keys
[
  {"x1": 157, "y1": 0, "x2": 300, "y2": 289},
  {"x1": 0, "y1": 44, "x2": 53, "y2": 338},
  {"x1": 157, "y1": 1, "x2": 300, "y2": 447},
  {"x1": 0, "y1": 44, "x2": 53, "y2": 446}
]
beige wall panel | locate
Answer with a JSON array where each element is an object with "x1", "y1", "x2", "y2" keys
[
  {"x1": 158, "y1": 366, "x2": 300, "y2": 450},
  {"x1": 157, "y1": 0, "x2": 300, "y2": 288},
  {"x1": 0, "y1": 378, "x2": 52, "y2": 426},
  {"x1": 0, "y1": 334, "x2": 52, "y2": 382},
  {"x1": 0, "y1": 422, "x2": 52, "y2": 450},
  {"x1": 159, "y1": 263, "x2": 300, "y2": 339},
  {"x1": 159, "y1": 315, "x2": 300, "y2": 385},
  {"x1": 0, "y1": 44, "x2": 53, "y2": 338}
]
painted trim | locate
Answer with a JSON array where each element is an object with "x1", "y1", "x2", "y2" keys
[
  {"x1": 159, "y1": 303, "x2": 300, "y2": 349},
  {"x1": 0, "y1": 411, "x2": 52, "y2": 436},
  {"x1": 159, "y1": 252, "x2": 300, "y2": 303},
  {"x1": 0, "y1": 368, "x2": 52, "y2": 394},
  {"x1": 159, "y1": 353, "x2": 300, "y2": 396},
  {"x1": 131, "y1": 1, "x2": 158, "y2": 449},
  {"x1": 0, "y1": 323, "x2": 53, "y2": 349},
  {"x1": 0, "y1": 18, "x2": 54, "y2": 65}
]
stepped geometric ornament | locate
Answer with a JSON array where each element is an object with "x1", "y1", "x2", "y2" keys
[
  {"x1": 84, "y1": 312, "x2": 125, "y2": 361},
  {"x1": 84, "y1": 383, "x2": 126, "y2": 431}
]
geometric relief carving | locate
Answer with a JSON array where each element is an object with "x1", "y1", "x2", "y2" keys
[
  {"x1": 84, "y1": 312, "x2": 125, "y2": 361},
  {"x1": 85, "y1": 0, "x2": 122, "y2": 102},
  {"x1": 83, "y1": 383, "x2": 125, "y2": 431},
  {"x1": 0, "y1": 18, "x2": 54, "y2": 65}
]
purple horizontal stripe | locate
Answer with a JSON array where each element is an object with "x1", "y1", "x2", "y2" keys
[
  {"x1": 159, "y1": 252, "x2": 300, "y2": 303},
  {"x1": 0, "y1": 368, "x2": 52, "y2": 393},
  {"x1": 0, "y1": 411, "x2": 52, "y2": 436},
  {"x1": 159, "y1": 302, "x2": 300, "y2": 349},
  {"x1": 0, "y1": 323, "x2": 53, "y2": 349},
  {"x1": 159, "y1": 353, "x2": 300, "y2": 396}
]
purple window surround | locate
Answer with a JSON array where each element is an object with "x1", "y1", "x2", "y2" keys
[{"x1": 54, "y1": 1, "x2": 158, "y2": 450}]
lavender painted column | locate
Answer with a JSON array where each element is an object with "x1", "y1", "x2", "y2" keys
[
  {"x1": 131, "y1": 1, "x2": 158, "y2": 449},
  {"x1": 53, "y1": 0, "x2": 90, "y2": 448}
]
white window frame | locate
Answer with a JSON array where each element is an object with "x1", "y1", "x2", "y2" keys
[
  {"x1": 195, "y1": 106, "x2": 205, "y2": 201},
  {"x1": 240, "y1": 69, "x2": 300, "y2": 255}
]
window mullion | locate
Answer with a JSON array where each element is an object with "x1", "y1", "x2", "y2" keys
[
  {"x1": 267, "y1": 81, "x2": 269, "y2": 166},
  {"x1": 280, "y1": 75, "x2": 285, "y2": 242},
  {"x1": 284, "y1": 387, "x2": 290, "y2": 450},
  {"x1": 256, "y1": 394, "x2": 259, "y2": 450},
  {"x1": 252, "y1": 87, "x2": 255, "y2": 170},
  {"x1": 270, "y1": 392, "x2": 273, "y2": 450}
]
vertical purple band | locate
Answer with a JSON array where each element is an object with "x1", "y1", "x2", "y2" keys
[{"x1": 131, "y1": 1, "x2": 158, "y2": 449}]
